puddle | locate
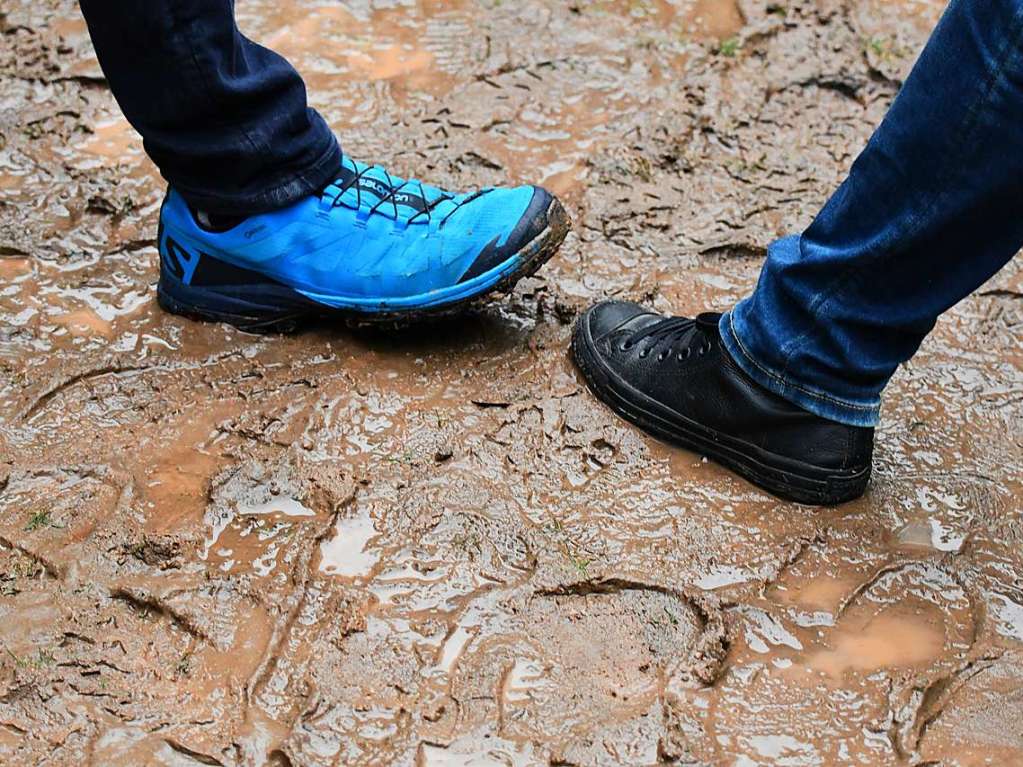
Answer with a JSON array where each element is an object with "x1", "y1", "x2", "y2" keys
[
  {"x1": 988, "y1": 592, "x2": 1023, "y2": 643},
  {"x1": 805, "y1": 608, "x2": 947, "y2": 680},
  {"x1": 319, "y1": 504, "x2": 380, "y2": 578},
  {"x1": 52, "y1": 307, "x2": 113, "y2": 338},
  {"x1": 144, "y1": 405, "x2": 236, "y2": 534},
  {"x1": 77, "y1": 115, "x2": 145, "y2": 167},
  {"x1": 203, "y1": 494, "x2": 316, "y2": 575},
  {"x1": 501, "y1": 657, "x2": 550, "y2": 707},
  {"x1": 239, "y1": 2, "x2": 468, "y2": 102},
  {"x1": 418, "y1": 737, "x2": 539, "y2": 767},
  {"x1": 687, "y1": 0, "x2": 746, "y2": 39},
  {"x1": 739, "y1": 606, "x2": 804, "y2": 654},
  {"x1": 896, "y1": 517, "x2": 967, "y2": 552},
  {"x1": 0, "y1": 257, "x2": 33, "y2": 280},
  {"x1": 772, "y1": 575, "x2": 859, "y2": 613},
  {"x1": 347, "y1": 45, "x2": 437, "y2": 84},
  {"x1": 436, "y1": 624, "x2": 477, "y2": 676},
  {"x1": 741, "y1": 733, "x2": 818, "y2": 765},
  {"x1": 696, "y1": 563, "x2": 757, "y2": 590},
  {"x1": 237, "y1": 496, "x2": 315, "y2": 519}
]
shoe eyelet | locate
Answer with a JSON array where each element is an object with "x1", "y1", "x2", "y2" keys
[
  {"x1": 678, "y1": 348, "x2": 690, "y2": 361},
  {"x1": 619, "y1": 341, "x2": 633, "y2": 352},
  {"x1": 638, "y1": 348, "x2": 649, "y2": 359},
  {"x1": 657, "y1": 351, "x2": 668, "y2": 361}
]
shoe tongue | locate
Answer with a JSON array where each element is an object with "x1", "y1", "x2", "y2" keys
[{"x1": 327, "y1": 157, "x2": 447, "y2": 216}]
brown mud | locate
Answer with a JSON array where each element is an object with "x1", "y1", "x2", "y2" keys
[{"x1": 1, "y1": 1, "x2": 1022, "y2": 765}]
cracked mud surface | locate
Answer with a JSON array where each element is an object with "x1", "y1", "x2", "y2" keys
[{"x1": 2, "y1": 0, "x2": 1022, "y2": 765}]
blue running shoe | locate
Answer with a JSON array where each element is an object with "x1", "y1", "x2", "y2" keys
[{"x1": 156, "y1": 156, "x2": 570, "y2": 331}]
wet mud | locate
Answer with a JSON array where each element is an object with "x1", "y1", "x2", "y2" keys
[{"x1": 2, "y1": 0, "x2": 1022, "y2": 765}]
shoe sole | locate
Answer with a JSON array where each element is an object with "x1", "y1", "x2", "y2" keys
[
  {"x1": 157, "y1": 197, "x2": 571, "y2": 333},
  {"x1": 570, "y1": 315, "x2": 870, "y2": 506}
]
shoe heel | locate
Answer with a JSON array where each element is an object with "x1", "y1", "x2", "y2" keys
[
  {"x1": 156, "y1": 282, "x2": 306, "y2": 334},
  {"x1": 156, "y1": 258, "x2": 317, "y2": 334}
]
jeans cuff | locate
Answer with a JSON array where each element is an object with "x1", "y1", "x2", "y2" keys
[
  {"x1": 173, "y1": 131, "x2": 343, "y2": 216},
  {"x1": 718, "y1": 311, "x2": 881, "y2": 428}
]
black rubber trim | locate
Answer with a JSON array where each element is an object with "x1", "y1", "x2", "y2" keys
[{"x1": 458, "y1": 187, "x2": 552, "y2": 283}]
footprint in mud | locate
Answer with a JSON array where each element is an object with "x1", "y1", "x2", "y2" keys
[
  {"x1": 794, "y1": 562, "x2": 975, "y2": 681},
  {"x1": 446, "y1": 582, "x2": 706, "y2": 760},
  {"x1": 707, "y1": 561, "x2": 980, "y2": 765}
]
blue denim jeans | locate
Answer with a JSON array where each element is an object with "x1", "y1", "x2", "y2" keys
[
  {"x1": 78, "y1": 0, "x2": 341, "y2": 215},
  {"x1": 721, "y1": 0, "x2": 1023, "y2": 427}
]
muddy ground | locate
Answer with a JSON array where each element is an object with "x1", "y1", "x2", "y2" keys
[{"x1": 1, "y1": 0, "x2": 1022, "y2": 765}]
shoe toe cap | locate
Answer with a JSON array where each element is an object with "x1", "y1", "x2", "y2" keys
[
  {"x1": 459, "y1": 185, "x2": 554, "y2": 282},
  {"x1": 580, "y1": 300, "x2": 659, "y2": 342},
  {"x1": 510, "y1": 185, "x2": 553, "y2": 244}
]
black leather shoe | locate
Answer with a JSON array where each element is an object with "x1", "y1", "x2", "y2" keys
[{"x1": 571, "y1": 301, "x2": 873, "y2": 505}]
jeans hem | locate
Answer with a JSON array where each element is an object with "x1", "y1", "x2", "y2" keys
[
  {"x1": 718, "y1": 311, "x2": 881, "y2": 428},
  {"x1": 172, "y1": 130, "x2": 343, "y2": 216}
]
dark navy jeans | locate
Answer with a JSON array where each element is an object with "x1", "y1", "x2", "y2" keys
[
  {"x1": 721, "y1": 0, "x2": 1023, "y2": 426},
  {"x1": 78, "y1": 0, "x2": 341, "y2": 215}
]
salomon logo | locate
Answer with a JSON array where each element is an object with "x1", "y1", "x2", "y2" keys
[{"x1": 163, "y1": 236, "x2": 201, "y2": 285}]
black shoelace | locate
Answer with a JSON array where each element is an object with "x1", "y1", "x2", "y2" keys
[
  {"x1": 620, "y1": 316, "x2": 715, "y2": 362},
  {"x1": 328, "y1": 164, "x2": 493, "y2": 227}
]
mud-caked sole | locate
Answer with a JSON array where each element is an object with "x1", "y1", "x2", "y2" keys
[
  {"x1": 570, "y1": 318, "x2": 870, "y2": 506},
  {"x1": 157, "y1": 198, "x2": 570, "y2": 334}
]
